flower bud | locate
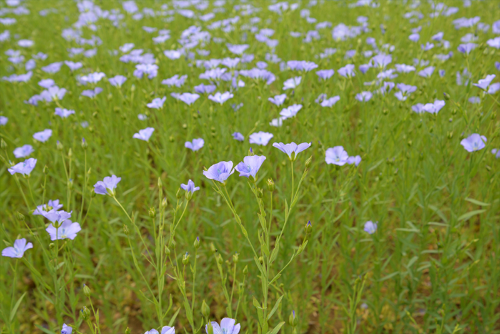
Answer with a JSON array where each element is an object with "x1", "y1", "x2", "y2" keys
[
  {"x1": 162, "y1": 197, "x2": 168, "y2": 209},
  {"x1": 81, "y1": 306, "x2": 90, "y2": 321},
  {"x1": 83, "y1": 284, "x2": 91, "y2": 297},
  {"x1": 182, "y1": 252, "x2": 190, "y2": 265},
  {"x1": 443, "y1": 92, "x2": 450, "y2": 100},
  {"x1": 68, "y1": 148, "x2": 73, "y2": 158},
  {"x1": 15, "y1": 212, "x2": 25, "y2": 221},
  {"x1": 43, "y1": 165, "x2": 49, "y2": 174},
  {"x1": 305, "y1": 221, "x2": 312, "y2": 234},
  {"x1": 81, "y1": 138, "x2": 87, "y2": 150},
  {"x1": 165, "y1": 246, "x2": 171, "y2": 256},
  {"x1": 210, "y1": 243, "x2": 217, "y2": 253},
  {"x1": 123, "y1": 224, "x2": 129, "y2": 235},
  {"x1": 49, "y1": 243, "x2": 55, "y2": 249},
  {"x1": 56, "y1": 141, "x2": 63, "y2": 150},
  {"x1": 158, "y1": 177, "x2": 162, "y2": 189},
  {"x1": 194, "y1": 237, "x2": 200, "y2": 249},
  {"x1": 149, "y1": 207, "x2": 156, "y2": 219},
  {"x1": 289, "y1": 310, "x2": 297, "y2": 327},
  {"x1": 243, "y1": 265, "x2": 248, "y2": 275},
  {"x1": 125, "y1": 328, "x2": 131, "y2": 334},
  {"x1": 217, "y1": 254, "x2": 223, "y2": 264},
  {"x1": 305, "y1": 155, "x2": 312, "y2": 168},
  {"x1": 233, "y1": 252, "x2": 239, "y2": 263},
  {"x1": 201, "y1": 300, "x2": 210, "y2": 318},
  {"x1": 267, "y1": 179, "x2": 275, "y2": 191},
  {"x1": 176, "y1": 188, "x2": 182, "y2": 199}
]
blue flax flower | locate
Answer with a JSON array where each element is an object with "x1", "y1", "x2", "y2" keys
[
  {"x1": 235, "y1": 155, "x2": 266, "y2": 179},
  {"x1": 203, "y1": 161, "x2": 234, "y2": 183},
  {"x1": 273, "y1": 142, "x2": 311, "y2": 161}
]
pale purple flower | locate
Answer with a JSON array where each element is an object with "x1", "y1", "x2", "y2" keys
[
  {"x1": 371, "y1": 54, "x2": 392, "y2": 68},
  {"x1": 185, "y1": 138, "x2": 204, "y2": 151},
  {"x1": 14, "y1": 145, "x2": 34, "y2": 158},
  {"x1": 280, "y1": 104, "x2": 302, "y2": 119},
  {"x1": 232, "y1": 132, "x2": 244, "y2": 141},
  {"x1": 283, "y1": 76, "x2": 302, "y2": 90},
  {"x1": 8, "y1": 158, "x2": 37, "y2": 175},
  {"x1": 164, "y1": 50, "x2": 182, "y2": 59},
  {"x1": 81, "y1": 87, "x2": 102, "y2": 98},
  {"x1": 33, "y1": 199, "x2": 63, "y2": 216},
  {"x1": 227, "y1": 44, "x2": 249, "y2": 55},
  {"x1": 178, "y1": 93, "x2": 200, "y2": 105},
  {"x1": 457, "y1": 43, "x2": 477, "y2": 54},
  {"x1": 359, "y1": 64, "x2": 371, "y2": 74},
  {"x1": 418, "y1": 66, "x2": 435, "y2": 78},
  {"x1": 347, "y1": 155, "x2": 361, "y2": 166},
  {"x1": 316, "y1": 69, "x2": 335, "y2": 80},
  {"x1": 123, "y1": 1, "x2": 138, "y2": 13},
  {"x1": 409, "y1": 33, "x2": 420, "y2": 42},
  {"x1": 338, "y1": 64, "x2": 355, "y2": 78},
  {"x1": 181, "y1": 180, "x2": 200, "y2": 193},
  {"x1": 133, "y1": 127, "x2": 155, "y2": 141},
  {"x1": 206, "y1": 318, "x2": 240, "y2": 334},
  {"x1": 0, "y1": 116, "x2": 7, "y2": 125},
  {"x1": 488, "y1": 83, "x2": 500, "y2": 94},
  {"x1": 461, "y1": 134, "x2": 487, "y2": 152},
  {"x1": 469, "y1": 97, "x2": 481, "y2": 104},
  {"x1": 208, "y1": 92, "x2": 234, "y2": 104},
  {"x1": 364, "y1": 221, "x2": 377, "y2": 234},
  {"x1": 356, "y1": 91, "x2": 372, "y2": 102},
  {"x1": 236, "y1": 155, "x2": 266, "y2": 178},
  {"x1": 46, "y1": 220, "x2": 81, "y2": 240},
  {"x1": 203, "y1": 161, "x2": 234, "y2": 183},
  {"x1": 491, "y1": 149, "x2": 500, "y2": 159},
  {"x1": 432, "y1": 32, "x2": 444, "y2": 41},
  {"x1": 41, "y1": 62, "x2": 63, "y2": 74},
  {"x1": 321, "y1": 96, "x2": 340, "y2": 107},
  {"x1": 412, "y1": 104, "x2": 425, "y2": 114},
  {"x1": 249, "y1": 132, "x2": 273, "y2": 146},
  {"x1": 61, "y1": 324, "x2": 73, "y2": 334},
  {"x1": 273, "y1": 142, "x2": 311, "y2": 160},
  {"x1": 423, "y1": 100, "x2": 445, "y2": 114},
  {"x1": 109, "y1": 75, "x2": 127, "y2": 87},
  {"x1": 65, "y1": 61, "x2": 83, "y2": 71},
  {"x1": 395, "y1": 64, "x2": 415, "y2": 73},
  {"x1": 43, "y1": 86, "x2": 67, "y2": 101},
  {"x1": 55, "y1": 108, "x2": 75, "y2": 118},
  {"x1": 194, "y1": 83, "x2": 216, "y2": 94},
  {"x1": 39, "y1": 79, "x2": 55, "y2": 88},
  {"x1": 2, "y1": 238, "x2": 33, "y2": 258},
  {"x1": 473, "y1": 74, "x2": 496, "y2": 90},
  {"x1": 439, "y1": 70, "x2": 446, "y2": 77},
  {"x1": 33, "y1": 129, "x2": 52, "y2": 142},
  {"x1": 134, "y1": 64, "x2": 158, "y2": 79},
  {"x1": 94, "y1": 175, "x2": 122, "y2": 195},
  {"x1": 162, "y1": 75, "x2": 187, "y2": 87},
  {"x1": 81, "y1": 72, "x2": 106, "y2": 84},
  {"x1": 487, "y1": 37, "x2": 500, "y2": 49},
  {"x1": 325, "y1": 146, "x2": 349, "y2": 165},
  {"x1": 147, "y1": 97, "x2": 166, "y2": 109},
  {"x1": 268, "y1": 94, "x2": 286, "y2": 106}
]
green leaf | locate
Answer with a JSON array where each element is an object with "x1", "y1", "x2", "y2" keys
[
  {"x1": 267, "y1": 321, "x2": 285, "y2": 334},
  {"x1": 168, "y1": 308, "x2": 181, "y2": 327},
  {"x1": 267, "y1": 295, "x2": 283, "y2": 320},
  {"x1": 35, "y1": 324, "x2": 56, "y2": 334},
  {"x1": 253, "y1": 297, "x2": 263, "y2": 310},
  {"x1": 258, "y1": 213, "x2": 267, "y2": 230},
  {"x1": 458, "y1": 210, "x2": 486, "y2": 222},
  {"x1": 10, "y1": 292, "x2": 27, "y2": 322},
  {"x1": 465, "y1": 198, "x2": 490, "y2": 207},
  {"x1": 269, "y1": 244, "x2": 279, "y2": 264},
  {"x1": 378, "y1": 271, "x2": 399, "y2": 282},
  {"x1": 184, "y1": 300, "x2": 194, "y2": 325}
]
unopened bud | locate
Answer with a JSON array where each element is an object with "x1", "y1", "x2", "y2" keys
[
  {"x1": 43, "y1": 165, "x2": 49, "y2": 174},
  {"x1": 267, "y1": 179, "x2": 275, "y2": 191},
  {"x1": 125, "y1": 328, "x2": 131, "y2": 334},
  {"x1": 81, "y1": 138, "x2": 87, "y2": 150},
  {"x1": 15, "y1": 212, "x2": 25, "y2": 221},
  {"x1": 233, "y1": 252, "x2": 239, "y2": 263},
  {"x1": 289, "y1": 310, "x2": 297, "y2": 327},
  {"x1": 201, "y1": 300, "x2": 210, "y2": 318},
  {"x1": 123, "y1": 224, "x2": 129, "y2": 235},
  {"x1": 243, "y1": 265, "x2": 248, "y2": 275},
  {"x1": 81, "y1": 306, "x2": 90, "y2": 321},
  {"x1": 443, "y1": 92, "x2": 450, "y2": 100},
  {"x1": 162, "y1": 197, "x2": 167, "y2": 208},
  {"x1": 68, "y1": 148, "x2": 72, "y2": 158},
  {"x1": 182, "y1": 252, "x2": 190, "y2": 265},
  {"x1": 305, "y1": 156, "x2": 312, "y2": 168},
  {"x1": 158, "y1": 177, "x2": 162, "y2": 188},
  {"x1": 217, "y1": 254, "x2": 223, "y2": 264},
  {"x1": 210, "y1": 243, "x2": 217, "y2": 253},
  {"x1": 194, "y1": 237, "x2": 200, "y2": 249},
  {"x1": 305, "y1": 220, "x2": 312, "y2": 234},
  {"x1": 49, "y1": 243, "x2": 55, "y2": 249},
  {"x1": 176, "y1": 188, "x2": 182, "y2": 199},
  {"x1": 56, "y1": 141, "x2": 63, "y2": 150},
  {"x1": 83, "y1": 284, "x2": 91, "y2": 297},
  {"x1": 149, "y1": 207, "x2": 156, "y2": 219}
]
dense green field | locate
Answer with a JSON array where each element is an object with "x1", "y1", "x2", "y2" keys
[{"x1": 1, "y1": 0, "x2": 500, "y2": 333}]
